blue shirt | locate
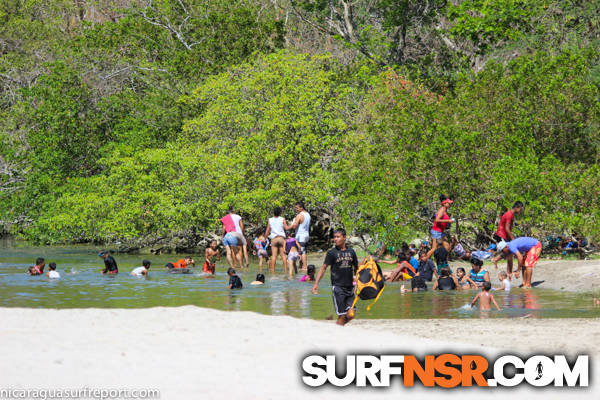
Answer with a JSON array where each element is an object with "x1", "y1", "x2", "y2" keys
[
  {"x1": 409, "y1": 256, "x2": 418, "y2": 271},
  {"x1": 507, "y1": 237, "x2": 539, "y2": 254}
]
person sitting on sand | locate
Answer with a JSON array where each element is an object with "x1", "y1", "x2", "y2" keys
[
  {"x1": 251, "y1": 273, "x2": 265, "y2": 285},
  {"x1": 496, "y1": 271, "x2": 511, "y2": 291},
  {"x1": 131, "y1": 260, "x2": 151, "y2": 276},
  {"x1": 166, "y1": 256, "x2": 194, "y2": 270},
  {"x1": 253, "y1": 230, "x2": 270, "y2": 273},
  {"x1": 299, "y1": 265, "x2": 316, "y2": 282},
  {"x1": 451, "y1": 237, "x2": 471, "y2": 261},
  {"x1": 469, "y1": 257, "x2": 490, "y2": 288},
  {"x1": 379, "y1": 252, "x2": 416, "y2": 282},
  {"x1": 227, "y1": 267, "x2": 243, "y2": 289},
  {"x1": 27, "y1": 257, "x2": 46, "y2": 275},
  {"x1": 433, "y1": 267, "x2": 459, "y2": 290},
  {"x1": 204, "y1": 240, "x2": 220, "y2": 274},
  {"x1": 46, "y1": 262, "x2": 60, "y2": 279},
  {"x1": 456, "y1": 267, "x2": 474, "y2": 289},
  {"x1": 99, "y1": 251, "x2": 118, "y2": 274},
  {"x1": 471, "y1": 281, "x2": 501, "y2": 310}
]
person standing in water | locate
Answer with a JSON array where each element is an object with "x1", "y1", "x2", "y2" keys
[
  {"x1": 99, "y1": 251, "x2": 118, "y2": 274},
  {"x1": 496, "y1": 237, "x2": 541, "y2": 289},
  {"x1": 431, "y1": 195, "x2": 455, "y2": 241},
  {"x1": 290, "y1": 201, "x2": 311, "y2": 270},
  {"x1": 265, "y1": 207, "x2": 290, "y2": 273},
  {"x1": 312, "y1": 228, "x2": 359, "y2": 326},
  {"x1": 493, "y1": 201, "x2": 524, "y2": 279},
  {"x1": 220, "y1": 206, "x2": 249, "y2": 267}
]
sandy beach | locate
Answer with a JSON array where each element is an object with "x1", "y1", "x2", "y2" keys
[{"x1": 1, "y1": 306, "x2": 597, "y2": 399}]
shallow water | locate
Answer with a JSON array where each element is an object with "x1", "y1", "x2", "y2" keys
[{"x1": 0, "y1": 244, "x2": 597, "y2": 319}]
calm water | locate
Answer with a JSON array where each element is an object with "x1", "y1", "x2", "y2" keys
[{"x1": 0, "y1": 244, "x2": 597, "y2": 319}]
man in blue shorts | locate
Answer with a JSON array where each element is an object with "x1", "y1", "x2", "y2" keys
[{"x1": 312, "y1": 228, "x2": 358, "y2": 326}]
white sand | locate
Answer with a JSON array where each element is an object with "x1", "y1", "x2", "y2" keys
[{"x1": 1, "y1": 307, "x2": 597, "y2": 399}]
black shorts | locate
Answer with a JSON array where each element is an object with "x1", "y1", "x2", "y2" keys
[
  {"x1": 165, "y1": 263, "x2": 175, "y2": 269},
  {"x1": 493, "y1": 233, "x2": 507, "y2": 243},
  {"x1": 332, "y1": 286, "x2": 356, "y2": 316}
]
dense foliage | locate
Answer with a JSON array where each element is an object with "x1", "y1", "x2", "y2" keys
[{"x1": 1, "y1": 0, "x2": 599, "y2": 248}]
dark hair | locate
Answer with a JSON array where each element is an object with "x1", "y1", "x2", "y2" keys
[
  {"x1": 333, "y1": 228, "x2": 346, "y2": 236},
  {"x1": 256, "y1": 273, "x2": 265, "y2": 283},
  {"x1": 36, "y1": 257, "x2": 45, "y2": 265},
  {"x1": 440, "y1": 267, "x2": 450, "y2": 277},
  {"x1": 273, "y1": 206, "x2": 282, "y2": 217},
  {"x1": 513, "y1": 201, "x2": 524, "y2": 209},
  {"x1": 483, "y1": 281, "x2": 492, "y2": 291},
  {"x1": 185, "y1": 256, "x2": 193, "y2": 260},
  {"x1": 396, "y1": 252, "x2": 407, "y2": 262},
  {"x1": 440, "y1": 194, "x2": 451, "y2": 203},
  {"x1": 470, "y1": 257, "x2": 483, "y2": 267},
  {"x1": 210, "y1": 239, "x2": 217, "y2": 245},
  {"x1": 295, "y1": 201, "x2": 305, "y2": 209},
  {"x1": 142, "y1": 260, "x2": 151, "y2": 267},
  {"x1": 307, "y1": 264, "x2": 316, "y2": 274},
  {"x1": 456, "y1": 267, "x2": 466, "y2": 274},
  {"x1": 227, "y1": 267, "x2": 236, "y2": 275},
  {"x1": 258, "y1": 227, "x2": 266, "y2": 235},
  {"x1": 418, "y1": 250, "x2": 427, "y2": 257},
  {"x1": 49, "y1": 262, "x2": 57, "y2": 270},
  {"x1": 228, "y1": 205, "x2": 235, "y2": 213}
]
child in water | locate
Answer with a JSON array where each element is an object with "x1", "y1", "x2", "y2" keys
[
  {"x1": 131, "y1": 260, "x2": 151, "y2": 276},
  {"x1": 227, "y1": 267, "x2": 243, "y2": 289},
  {"x1": 285, "y1": 236, "x2": 302, "y2": 276},
  {"x1": 204, "y1": 240, "x2": 220, "y2": 274},
  {"x1": 47, "y1": 262, "x2": 60, "y2": 279},
  {"x1": 471, "y1": 281, "x2": 501, "y2": 311},
  {"x1": 27, "y1": 257, "x2": 45, "y2": 275},
  {"x1": 251, "y1": 273, "x2": 265, "y2": 285},
  {"x1": 496, "y1": 271, "x2": 511, "y2": 291},
  {"x1": 456, "y1": 267, "x2": 473, "y2": 289},
  {"x1": 299, "y1": 265, "x2": 316, "y2": 282},
  {"x1": 253, "y1": 230, "x2": 270, "y2": 273}
]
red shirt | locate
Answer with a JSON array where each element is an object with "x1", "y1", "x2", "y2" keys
[
  {"x1": 172, "y1": 259, "x2": 188, "y2": 269},
  {"x1": 432, "y1": 209, "x2": 450, "y2": 232},
  {"x1": 496, "y1": 210, "x2": 514, "y2": 240}
]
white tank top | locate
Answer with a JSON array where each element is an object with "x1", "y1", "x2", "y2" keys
[
  {"x1": 295, "y1": 211, "x2": 311, "y2": 242},
  {"x1": 268, "y1": 217, "x2": 285, "y2": 239}
]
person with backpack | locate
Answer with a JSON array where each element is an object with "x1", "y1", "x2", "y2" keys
[{"x1": 312, "y1": 228, "x2": 358, "y2": 326}]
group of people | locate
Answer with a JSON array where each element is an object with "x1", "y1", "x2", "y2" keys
[
  {"x1": 26, "y1": 196, "x2": 551, "y2": 327},
  {"x1": 220, "y1": 202, "x2": 311, "y2": 277}
]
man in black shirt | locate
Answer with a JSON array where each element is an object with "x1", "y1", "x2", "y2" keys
[
  {"x1": 312, "y1": 228, "x2": 358, "y2": 326},
  {"x1": 99, "y1": 251, "x2": 118, "y2": 274}
]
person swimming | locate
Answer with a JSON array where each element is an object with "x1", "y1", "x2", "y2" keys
[
  {"x1": 251, "y1": 273, "x2": 265, "y2": 285},
  {"x1": 46, "y1": 262, "x2": 60, "y2": 279},
  {"x1": 433, "y1": 267, "x2": 458, "y2": 290},
  {"x1": 228, "y1": 267, "x2": 243, "y2": 289},
  {"x1": 131, "y1": 260, "x2": 151, "y2": 276},
  {"x1": 27, "y1": 257, "x2": 45, "y2": 275}
]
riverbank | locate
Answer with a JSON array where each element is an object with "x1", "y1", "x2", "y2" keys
[{"x1": 1, "y1": 307, "x2": 597, "y2": 399}]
